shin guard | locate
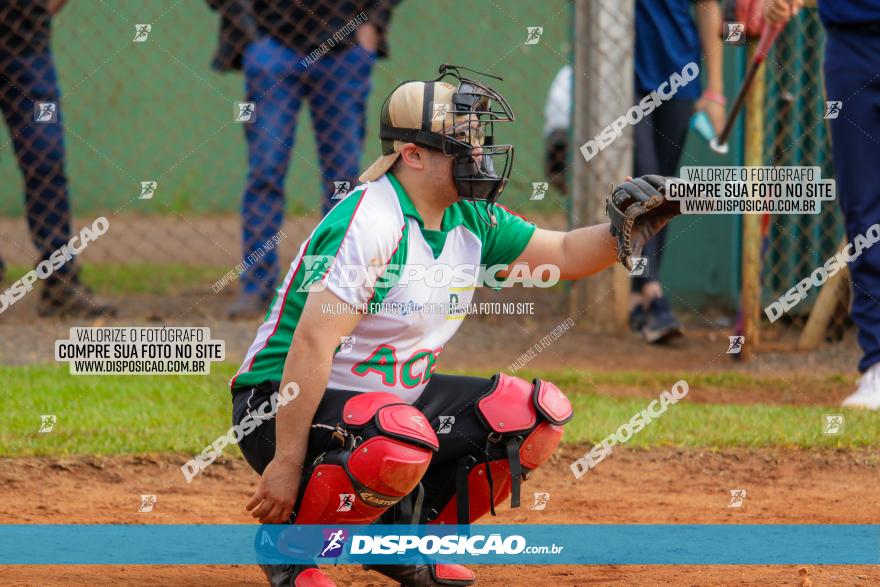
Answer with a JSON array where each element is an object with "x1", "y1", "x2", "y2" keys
[
  {"x1": 294, "y1": 392, "x2": 438, "y2": 524},
  {"x1": 429, "y1": 375, "x2": 572, "y2": 525}
]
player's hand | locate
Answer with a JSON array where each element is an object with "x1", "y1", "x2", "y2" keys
[
  {"x1": 764, "y1": 0, "x2": 803, "y2": 25},
  {"x1": 356, "y1": 23, "x2": 379, "y2": 54},
  {"x1": 48, "y1": 0, "x2": 68, "y2": 14},
  {"x1": 695, "y1": 95, "x2": 726, "y2": 136},
  {"x1": 246, "y1": 458, "x2": 302, "y2": 524}
]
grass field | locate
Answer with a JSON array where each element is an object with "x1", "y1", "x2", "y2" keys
[
  {"x1": 6, "y1": 264, "x2": 225, "y2": 296},
  {"x1": 4, "y1": 364, "x2": 878, "y2": 456}
]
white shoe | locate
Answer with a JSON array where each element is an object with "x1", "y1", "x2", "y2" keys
[{"x1": 842, "y1": 363, "x2": 880, "y2": 410}]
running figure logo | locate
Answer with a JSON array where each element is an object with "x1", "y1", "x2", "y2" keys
[
  {"x1": 727, "y1": 336, "x2": 745, "y2": 354},
  {"x1": 531, "y1": 182, "x2": 548, "y2": 201},
  {"x1": 339, "y1": 336, "x2": 356, "y2": 354},
  {"x1": 297, "y1": 255, "x2": 335, "y2": 292},
  {"x1": 727, "y1": 489, "x2": 747, "y2": 508},
  {"x1": 824, "y1": 101, "x2": 842, "y2": 120},
  {"x1": 524, "y1": 27, "x2": 543, "y2": 45},
  {"x1": 332, "y1": 181, "x2": 351, "y2": 200},
  {"x1": 139, "y1": 181, "x2": 158, "y2": 200},
  {"x1": 436, "y1": 416, "x2": 455, "y2": 434},
  {"x1": 138, "y1": 494, "x2": 157, "y2": 512},
  {"x1": 431, "y1": 102, "x2": 451, "y2": 123},
  {"x1": 34, "y1": 102, "x2": 57, "y2": 123},
  {"x1": 39, "y1": 415, "x2": 57, "y2": 433},
  {"x1": 133, "y1": 24, "x2": 152, "y2": 42},
  {"x1": 629, "y1": 257, "x2": 647, "y2": 277},
  {"x1": 336, "y1": 493, "x2": 355, "y2": 512},
  {"x1": 724, "y1": 22, "x2": 745, "y2": 44},
  {"x1": 822, "y1": 414, "x2": 844, "y2": 435},
  {"x1": 530, "y1": 492, "x2": 550, "y2": 511},
  {"x1": 235, "y1": 102, "x2": 256, "y2": 123},
  {"x1": 319, "y1": 529, "x2": 347, "y2": 558}
]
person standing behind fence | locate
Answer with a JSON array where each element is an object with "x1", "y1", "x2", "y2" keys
[
  {"x1": 0, "y1": 0, "x2": 115, "y2": 317},
  {"x1": 765, "y1": 0, "x2": 880, "y2": 409},
  {"x1": 541, "y1": 1, "x2": 724, "y2": 344},
  {"x1": 628, "y1": 0, "x2": 725, "y2": 344},
  {"x1": 213, "y1": 0, "x2": 398, "y2": 319}
]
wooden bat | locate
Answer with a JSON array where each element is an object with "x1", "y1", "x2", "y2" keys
[{"x1": 710, "y1": 24, "x2": 785, "y2": 154}]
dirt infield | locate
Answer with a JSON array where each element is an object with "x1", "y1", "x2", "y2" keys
[{"x1": 2, "y1": 447, "x2": 879, "y2": 586}]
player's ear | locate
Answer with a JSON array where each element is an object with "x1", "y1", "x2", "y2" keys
[{"x1": 398, "y1": 143, "x2": 426, "y2": 171}]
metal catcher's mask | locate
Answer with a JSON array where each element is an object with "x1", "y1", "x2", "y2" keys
[{"x1": 377, "y1": 64, "x2": 516, "y2": 210}]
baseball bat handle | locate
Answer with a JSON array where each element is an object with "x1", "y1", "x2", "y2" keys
[{"x1": 710, "y1": 24, "x2": 785, "y2": 154}]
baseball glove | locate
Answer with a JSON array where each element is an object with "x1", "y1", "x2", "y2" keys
[{"x1": 606, "y1": 175, "x2": 681, "y2": 270}]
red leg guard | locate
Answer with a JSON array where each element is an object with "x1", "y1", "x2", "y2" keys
[
  {"x1": 520, "y1": 421, "x2": 565, "y2": 470},
  {"x1": 294, "y1": 393, "x2": 438, "y2": 524},
  {"x1": 428, "y1": 459, "x2": 512, "y2": 525},
  {"x1": 431, "y1": 375, "x2": 572, "y2": 525},
  {"x1": 432, "y1": 563, "x2": 476, "y2": 585},
  {"x1": 294, "y1": 568, "x2": 336, "y2": 587}
]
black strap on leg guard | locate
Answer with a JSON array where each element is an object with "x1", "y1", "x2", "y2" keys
[
  {"x1": 390, "y1": 482, "x2": 425, "y2": 525},
  {"x1": 505, "y1": 438, "x2": 523, "y2": 508},
  {"x1": 483, "y1": 437, "x2": 496, "y2": 519},
  {"x1": 456, "y1": 455, "x2": 477, "y2": 525},
  {"x1": 411, "y1": 482, "x2": 425, "y2": 525}
]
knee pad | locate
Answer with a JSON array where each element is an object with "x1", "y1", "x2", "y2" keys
[
  {"x1": 430, "y1": 374, "x2": 572, "y2": 525},
  {"x1": 294, "y1": 392, "x2": 439, "y2": 524}
]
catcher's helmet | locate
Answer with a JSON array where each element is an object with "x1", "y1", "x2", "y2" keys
[{"x1": 360, "y1": 64, "x2": 515, "y2": 211}]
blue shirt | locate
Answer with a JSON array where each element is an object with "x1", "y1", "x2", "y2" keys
[
  {"x1": 635, "y1": 0, "x2": 702, "y2": 100},
  {"x1": 819, "y1": 0, "x2": 880, "y2": 27}
]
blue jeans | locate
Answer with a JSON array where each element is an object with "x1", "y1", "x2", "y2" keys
[
  {"x1": 824, "y1": 27, "x2": 880, "y2": 372},
  {"x1": 239, "y1": 36, "x2": 374, "y2": 297},
  {"x1": 0, "y1": 48, "x2": 72, "y2": 277}
]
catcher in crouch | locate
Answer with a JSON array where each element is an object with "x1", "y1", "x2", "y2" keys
[{"x1": 232, "y1": 64, "x2": 680, "y2": 587}]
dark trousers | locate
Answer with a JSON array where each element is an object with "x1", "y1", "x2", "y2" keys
[
  {"x1": 239, "y1": 36, "x2": 374, "y2": 298},
  {"x1": 0, "y1": 48, "x2": 72, "y2": 277},
  {"x1": 232, "y1": 374, "x2": 508, "y2": 524},
  {"x1": 824, "y1": 27, "x2": 880, "y2": 372},
  {"x1": 631, "y1": 96, "x2": 694, "y2": 291}
]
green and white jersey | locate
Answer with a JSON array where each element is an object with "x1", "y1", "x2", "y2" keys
[{"x1": 232, "y1": 172, "x2": 536, "y2": 403}]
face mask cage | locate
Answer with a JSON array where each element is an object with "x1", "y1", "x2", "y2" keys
[
  {"x1": 376, "y1": 65, "x2": 516, "y2": 213},
  {"x1": 433, "y1": 65, "x2": 516, "y2": 206}
]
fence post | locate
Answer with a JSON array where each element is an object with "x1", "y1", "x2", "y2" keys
[
  {"x1": 570, "y1": 0, "x2": 634, "y2": 331},
  {"x1": 741, "y1": 41, "x2": 767, "y2": 360}
]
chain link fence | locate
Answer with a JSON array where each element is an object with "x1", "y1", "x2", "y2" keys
[
  {"x1": 0, "y1": 0, "x2": 849, "y2": 352},
  {"x1": 756, "y1": 5, "x2": 847, "y2": 348},
  {"x1": 0, "y1": 0, "x2": 573, "y2": 320},
  {"x1": 569, "y1": 0, "x2": 634, "y2": 329}
]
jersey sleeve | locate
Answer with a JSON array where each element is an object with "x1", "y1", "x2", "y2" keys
[
  {"x1": 480, "y1": 204, "x2": 537, "y2": 268},
  {"x1": 301, "y1": 190, "x2": 403, "y2": 307}
]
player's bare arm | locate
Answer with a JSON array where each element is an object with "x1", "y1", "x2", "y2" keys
[
  {"x1": 510, "y1": 224, "x2": 617, "y2": 280},
  {"x1": 246, "y1": 288, "x2": 362, "y2": 524},
  {"x1": 694, "y1": 0, "x2": 726, "y2": 133}
]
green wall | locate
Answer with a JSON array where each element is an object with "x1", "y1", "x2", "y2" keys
[{"x1": 658, "y1": 44, "x2": 747, "y2": 310}]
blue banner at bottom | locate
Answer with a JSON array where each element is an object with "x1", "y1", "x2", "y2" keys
[{"x1": 1, "y1": 524, "x2": 878, "y2": 565}]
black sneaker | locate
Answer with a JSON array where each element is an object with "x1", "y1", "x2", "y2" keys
[
  {"x1": 38, "y1": 272, "x2": 117, "y2": 318},
  {"x1": 629, "y1": 305, "x2": 647, "y2": 333},
  {"x1": 641, "y1": 297, "x2": 683, "y2": 344}
]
